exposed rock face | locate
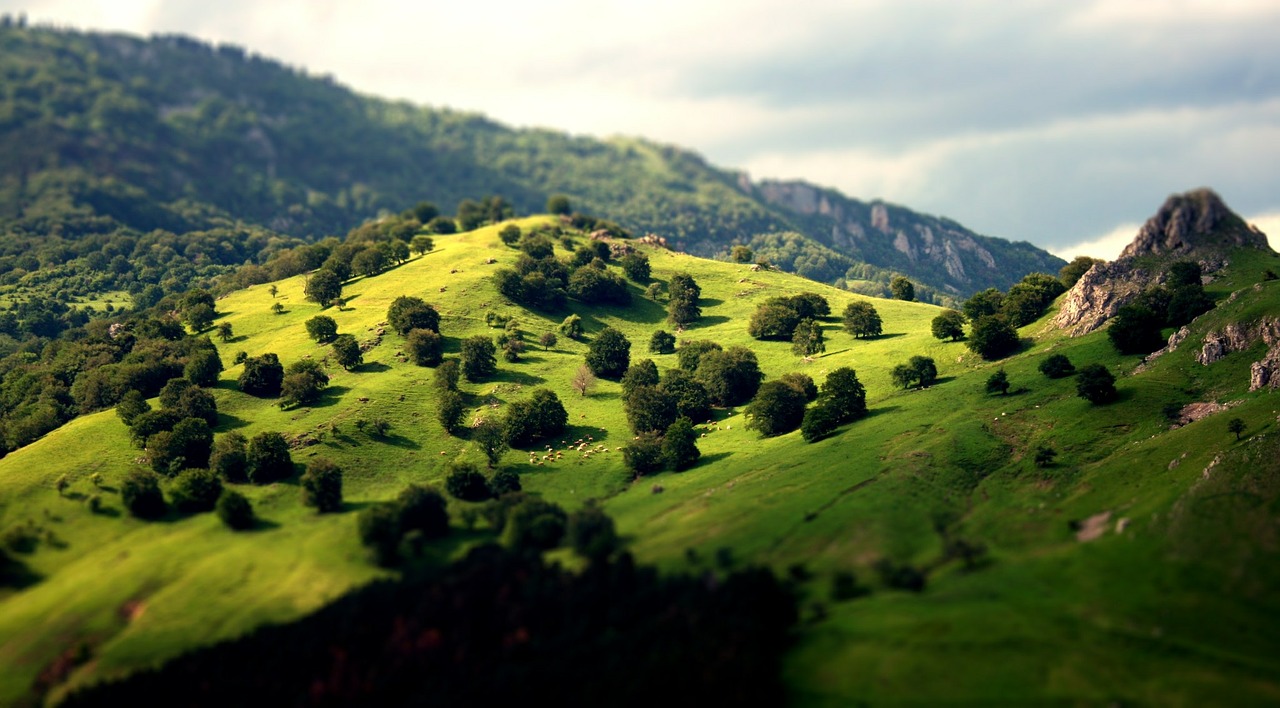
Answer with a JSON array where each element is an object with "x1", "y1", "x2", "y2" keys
[
  {"x1": 1194, "y1": 316, "x2": 1280, "y2": 391},
  {"x1": 1052, "y1": 261, "x2": 1154, "y2": 335},
  {"x1": 1120, "y1": 188, "x2": 1270, "y2": 259}
]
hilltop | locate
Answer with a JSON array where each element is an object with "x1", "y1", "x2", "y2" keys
[
  {"x1": 0, "y1": 24, "x2": 1062, "y2": 305},
  {"x1": 0, "y1": 199, "x2": 1278, "y2": 704}
]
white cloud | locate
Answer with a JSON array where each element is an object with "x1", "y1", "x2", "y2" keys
[
  {"x1": 1049, "y1": 222, "x2": 1142, "y2": 261},
  {"x1": 1247, "y1": 212, "x2": 1280, "y2": 250}
]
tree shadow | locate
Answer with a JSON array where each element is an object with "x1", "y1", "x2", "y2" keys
[
  {"x1": 697, "y1": 451, "x2": 733, "y2": 465},
  {"x1": 242, "y1": 517, "x2": 282, "y2": 532},
  {"x1": 557, "y1": 424, "x2": 612, "y2": 446},
  {"x1": 339, "y1": 500, "x2": 378, "y2": 514},
  {"x1": 869, "y1": 332, "x2": 907, "y2": 340},
  {"x1": 89, "y1": 505, "x2": 121, "y2": 518},
  {"x1": 0, "y1": 558, "x2": 41, "y2": 589},
  {"x1": 701, "y1": 298, "x2": 725, "y2": 307},
  {"x1": 864, "y1": 405, "x2": 901, "y2": 419},
  {"x1": 488, "y1": 369, "x2": 545, "y2": 386},
  {"x1": 310, "y1": 385, "x2": 351, "y2": 408},
  {"x1": 375, "y1": 433, "x2": 420, "y2": 449},
  {"x1": 690, "y1": 314, "x2": 730, "y2": 328},
  {"x1": 358, "y1": 362, "x2": 392, "y2": 373},
  {"x1": 216, "y1": 412, "x2": 252, "y2": 431}
]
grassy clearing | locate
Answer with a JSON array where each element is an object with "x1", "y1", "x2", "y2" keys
[{"x1": 2, "y1": 220, "x2": 1279, "y2": 704}]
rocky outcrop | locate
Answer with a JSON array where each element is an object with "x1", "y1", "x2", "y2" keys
[
  {"x1": 1052, "y1": 261, "x2": 1155, "y2": 335},
  {"x1": 1194, "y1": 316, "x2": 1280, "y2": 391},
  {"x1": 1120, "y1": 188, "x2": 1270, "y2": 259}
]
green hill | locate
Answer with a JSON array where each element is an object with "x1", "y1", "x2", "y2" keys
[
  {"x1": 0, "y1": 24, "x2": 1062, "y2": 309},
  {"x1": 1, "y1": 212, "x2": 1278, "y2": 704}
]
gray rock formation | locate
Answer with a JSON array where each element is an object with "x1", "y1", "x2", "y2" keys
[
  {"x1": 1052, "y1": 261, "x2": 1155, "y2": 335},
  {"x1": 1119, "y1": 188, "x2": 1270, "y2": 259},
  {"x1": 1194, "y1": 316, "x2": 1280, "y2": 391}
]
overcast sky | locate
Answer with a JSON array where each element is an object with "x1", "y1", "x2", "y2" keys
[{"x1": 7, "y1": 0, "x2": 1279, "y2": 258}]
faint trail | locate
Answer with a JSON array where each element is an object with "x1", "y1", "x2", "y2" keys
[{"x1": 767, "y1": 475, "x2": 880, "y2": 551}]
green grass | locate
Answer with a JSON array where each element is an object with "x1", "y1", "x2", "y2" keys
[{"x1": 3, "y1": 220, "x2": 1280, "y2": 704}]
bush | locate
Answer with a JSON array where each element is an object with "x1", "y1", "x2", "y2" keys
[
  {"x1": 842, "y1": 301, "x2": 882, "y2": 339},
  {"x1": 746, "y1": 381, "x2": 808, "y2": 437},
  {"x1": 461, "y1": 336, "x2": 497, "y2": 382},
  {"x1": 438, "y1": 389, "x2": 466, "y2": 435},
  {"x1": 694, "y1": 346, "x2": 762, "y2": 407},
  {"x1": 246, "y1": 432, "x2": 293, "y2": 484},
  {"x1": 170, "y1": 468, "x2": 223, "y2": 514},
  {"x1": 985, "y1": 369, "x2": 1010, "y2": 395},
  {"x1": 446, "y1": 463, "x2": 492, "y2": 502},
  {"x1": 800, "y1": 402, "x2": 841, "y2": 442},
  {"x1": 121, "y1": 469, "x2": 166, "y2": 519},
  {"x1": 662, "y1": 417, "x2": 701, "y2": 471},
  {"x1": 210, "y1": 432, "x2": 249, "y2": 482},
  {"x1": 620, "y1": 252, "x2": 650, "y2": 282},
  {"x1": 649, "y1": 329, "x2": 676, "y2": 354},
  {"x1": 624, "y1": 385, "x2": 678, "y2": 435},
  {"x1": 585, "y1": 326, "x2": 631, "y2": 379},
  {"x1": 332, "y1": 334, "x2": 363, "y2": 370},
  {"x1": 1038, "y1": 354, "x2": 1075, "y2": 378},
  {"x1": 406, "y1": 329, "x2": 444, "y2": 367},
  {"x1": 305, "y1": 315, "x2": 338, "y2": 343},
  {"x1": 820, "y1": 368, "x2": 867, "y2": 424},
  {"x1": 1076, "y1": 363, "x2": 1117, "y2": 404},
  {"x1": 623, "y1": 432, "x2": 665, "y2": 476},
  {"x1": 238, "y1": 353, "x2": 284, "y2": 397},
  {"x1": 503, "y1": 389, "x2": 568, "y2": 447},
  {"x1": 568, "y1": 504, "x2": 619, "y2": 561},
  {"x1": 301, "y1": 459, "x2": 344, "y2": 513},
  {"x1": 280, "y1": 359, "x2": 330, "y2": 408},
  {"x1": 558, "y1": 314, "x2": 584, "y2": 340},
  {"x1": 387, "y1": 296, "x2": 440, "y2": 335},
  {"x1": 931, "y1": 310, "x2": 966, "y2": 341},
  {"x1": 1107, "y1": 304, "x2": 1164, "y2": 355},
  {"x1": 966, "y1": 315, "x2": 1019, "y2": 360},
  {"x1": 488, "y1": 469, "x2": 522, "y2": 496}
]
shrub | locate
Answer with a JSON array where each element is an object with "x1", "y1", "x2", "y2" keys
[
  {"x1": 121, "y1": 470, "x2": 166, "y2": 519},
  {"x1": 280, "y1": 359, "x2": 330, "y2": 408},
  {"x1": 985, "y1": 369, "x2": 1010, "y2": 395},
  {"x1": 460, "y1": 336, "x2": 497, "y2": 381},
  {"x1": 305, "y1": 315, "x2": 338, "y2": 343},
  {"x1": 662, "y1": 417, "x2": 701, "y2": 471},
  {"x1": 1076, "y1": 363, "x2": 1117, "y2": 404},
  {"x1": 438, "y1": 389, "x2": 466, "y2": 435},
  {"x1": 1038, "y1": 354, "x2": 1075, "y2": 378},
  {"x1": 800, "y1": 402, "x2": 841, "y2": 442},
  {"x1": 301, "y1": 458, "x2": 344, "y2": 513},
  {"x1": 966, "y1": 315, "x2": 1019, "y2": 360},
  {"x1": 406, "y1": 328, "x2": 444, "y2": 367},
  {"x1": 746, "y1": 381, "x2": 808, "y2": 437},
  {"x1": 387, "y1": 296, "x2": 440, "y2": 335},
  {"x1": 694, "y1": 346, "x2": 762, "y2": 406},
  {"x1": 623, "y1": 432, "x2": 665, "y2": 476},
  {"x1": 820, "y1": 368, "x2": 867, "y2": 424},
  {"x1": 246, "y1": 432, "x2": 293, "y2": 484},
  {"x1": 585, "y1": 326, "x2": 631, "y2": 379},
  {"x1": 446, "y1": 463, "x2": 492, "y2": 502},
  {"x1": 170, "y1": 468, "x2": 223, "y2": 514},
  {"x1": 931, "y1": 310, "x2": 966, "y2": 341},
  {"x1": 559, "y1": 314, "x2": 584, "y2": 340},
  {"x1": 649, "y1": 329, "x2": 676, "y2": 354},
  {"x1": 842, "y1": 301, "x2": 882, "y2": 339},
  {"x1": 238, "y1": 353, "x2": 284, "y2": 397},
  {"x1": 332, "y1": 334, "x2": 363, "y2": 370}
]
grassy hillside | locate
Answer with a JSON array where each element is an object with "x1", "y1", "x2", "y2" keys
[{"x1": 1, "y1": 219, "x2": 1278, "y2": 704}]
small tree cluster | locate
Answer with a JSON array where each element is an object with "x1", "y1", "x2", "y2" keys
[
  {"x1": 930, "y1": 309, "x2": 966, "y2": 341},
  {"x1": 667, "y1": 273, "x2": 702, "y2": 327},
  {"x1": 358, "y1": 484, "x2": 450, "y2": 566},
  {"x1": 387, "y1": 296, "x2": 440, "y2": 336},
  {"x1": 301, "y1": 458, "x2": 343, "y2": 513},
  {"x1": 748, "y1": 293, "x2": 830, "y2": 341},
  {"x1": 239, "y1": 353, "x2": 284, "y2": 397},
  {"x1": 280, "y1": 359, "x2": 330, "y2": 408},
  {"x1": 745, "y1": 380, "x2": 808, "y2": 437},
  {"x1": 622, "y1": 416, "x2": 701, "y2": 476},
  {"x1": 503, "y1": 389, "x2": 568, "y2": 447},
  {"x1": 842, "y1": 301, "x2": 883, "y2": 339},
  {"x1": 1075, "y1": 363, "x2": 1117, "y2": 404},
  {"x1": 585, "y1": 326, "x2": 631, "y2": 379},
  {"x1": 966, "y1": 315, "x2": 1019, "y2": 360},
  {"x1": 461, "y1": 336, "x2": 497, "y2": 382},
  {"x1": 1038, "y1": 353, "x2": 1075, "y2": 378},
  {"x1": 891, "y1": 356, "x2": 938, "y2": 390},
  {"x1": 801, "y1": 368, "x2": 867, "y2": 443}
]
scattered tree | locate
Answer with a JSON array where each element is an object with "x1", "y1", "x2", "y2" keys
[
  {"x1": 800, "y1": 401, "x2": 841, "y2": 442},
  {"x1": 620, "y1": 252, "x2": 651, "y2": 282},
  {"x1": 280, "y1": 359, "x2": 330, "y2": 408},
  {"x1": 1059, "y1": 256, "x2": 1103, "y2": 288},
  {"x1": 473, "y1": 418, "x2": 509, "y2": 467},
  {"x1": 746, "y1": 381, "x2": 808, "y2": 437},
  {"x1": 305, "y1": 315, "x2": 338, "y2": 343},
  {"x1": 558, "y1": 314, "x2": 584, "y2": 340},
  {"x1": 301, "y1": 459, "x2": 344, "y2": 513},
  {"x1": 446, "y1": 463, "x2": 492, "y2": 502},
  {"x1": 216, "y1": 490, "x2": 254, "y2": 530},
  {"x1": 410, "y1": 234, "x2": 435, "y2": 255},
  {"x1": 1107, "y1": 304, "x2": 1165, "y2": 355},
  {"x1": 210, "y1": 432, "x2": 248, "y2": 482},
  {"x1": 967, "y1": 315, "x2": 1019, "y2": 360},
  {"x1": 121, "y1": 469, "x2": 166, "y2": 519},
  {"x1": 985, "y1": 369, "x2": 1010, "y2": 395},
  {"x1": 1039, "y1": 354, "x2": 1075, "y2": 378},
  {"x1": 437, "y1": 389, "x2": 466, "y2": 435},
  {"x1": 246, "y1": 431, "x2": 293, "y2": 484},
  {"x1": 1033, "y1": 444, "x2": 1057, "y2": 468},
  {"x1": 239, "y1": 353, "x2": 284, "y2": 397},
  {"x1": 667, "y1": 273, "x2": 702, "y2": 326},
  {"x1": 890, "y1": 276, "x2": 915, "y2": 301},
  {"x1": 217, "y1": 322, "x2": 234, "y2": 342},
  {"x1": 406, "y1": 328, "x2": 444, "y2": 367},
  {"x1": 662, "y1": 417, "x2": 701, "y2": 471},
  {"x1": 1076, "y1": 363, "x2": 1117, "y2": 404},
  {"x1": 649, "y1": 329, "x2": 676, "y2": 354},
  {"x1": 571, "y1": 364, "x2": 597, "y2": 397},
  {"x1": 503, "y1": 389, "x2": 568, "y2": 447},
  {"x1": 268, "y1": 284, "x2": 279, "y2": 299},
  {"x1": 585, "y1": 326, "x2": 631, "y2": 379},
  {"x1": 624, "y1": 385, "x2": 678, "y2": 435},
  {"x1": 791, "y1": 318, "x2": 825, "y2": 357},
  {"x1": 842, "y1": 301, "x2": 883, "y2": 339},
  {"x1": 331, "y1": 334, "x2": 363, "y2": 370},
  {"x1": 546, "y1": 194, "x2": 572, "y2": 215},
  {"x1": 622, "y1": 432, "x2": 664, "y2": 476},
  {"x1": 434, "y1": 359, "x2": 460, "y2": 391},
  {"x1": 305, "y1": 269, "x2": 343, "y2": 306},
  {"x1": 170, "y1": 468, "x2": 223, "y2": 514},
  {"x1": 567, "y1": 504, "x2": 619, "y2": 562},
  {"x1": 1228, "y1": 417, "x2": 1247, "y2": 441},
  {"x1": 426, "y1": 215, "x2": 457, "y2": 234},
  {"x1": 695, "y1": 346, "x2": 763, "y2": 406},
  {"x1": 387, "y1": 296, "x2": 440, "y2": 335},
  {"x1": 931, "y1": 310, "x2": 966, "y2": 341},
  {"x1": 780, "y1": 372, "x2": 818, "y2": 401},
  {"x1": 731, "y1": 245, "x2": 754, "y2": 263},
  {"x1": 820, "y1": 368, "x2": 868, "y2": 423},
  {"x1": 116, "y1": 390, "x2": 151, "y2": 427},
  {"x1": 621, "y1": 359, "x2": 660, "y2": 397},
  {"x1": 538, "y1": 331, "x2": 557, "y2": 350},
  {"x1": 460, "y1": 336, "x2": 497, "y2": 381}
]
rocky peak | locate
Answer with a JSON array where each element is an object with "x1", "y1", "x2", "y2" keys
[{"x1": 1119, "y1": 188, "x2": 1269, "y2": 259}]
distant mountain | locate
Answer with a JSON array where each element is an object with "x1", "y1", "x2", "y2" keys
[{"x1": 0, "y1": 24, "x2": 1063, "y2": 302}]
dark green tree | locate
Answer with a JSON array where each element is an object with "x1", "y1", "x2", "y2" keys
[
  {"x1": 280, "y1": 359, "x2": 330, "y2": 408},
  {"x1": 434, "y1": 359, "x2": 461, "y2": 392},
  {"x1": 503, "y1": 389, "x2": 568, "y2": 447},
  {"x1": 800, "y1": 402, "x2": 841, "y2": 442},
  {"x1": 622, "y1": 432, "x2": 665, "y2": 477},
  {"x1": 985, "y1": 369, "x2": 1010, "y2": 395},
  {"x1": 115, "y1": 390, "x2": 151, "y2": 427},
  {"x1": 473, "y1": 418, "x2": 509, "y2": 467},
  {"x1": 890, "y1": 276, "x2": 915, "y2": 301},
  {"x1": 406, "y1": 328, "x2": 444, "y2": 367},
  {"x1": 1033, "y1": 445, "x2": 1057, "y2": 468},
  {"x1": 183, "y1": 303, "x2": 215, "y2": 332},
  {"x1": 305, "y1": 315, "x2": 338, "y2": 343},
  {"x1": 746, "y1": 381, "x2": 808, "y2": 437},
  {"x1": 842, "y1": 301, "x2": 882, "y2": 339},
  {"x1": 246, "y1": 431, "x2": 293, "y2": 484},
  {"x1": 568, "y1": 504, "x2": 619, "y2": 562},
  {"x1": 301, "y1": 459, "x2": 344, "y2": 513},
  {"x1": 304, "y1": 268, "x2": 343, "y2": 306},
  {"x1": 931, "y1": 309, "x2": 966, "y2": 341},
  {"x1": 1107, "y1": 304, "x2": 1165, "y2": 355},
  {"x1": 184, "y1": 348, "x2": 223, "y2": 387},
  {"x1": 967, "y1": 315, "x2": 1019, "y2": 360},
  {"x1": 1076, "y1": 364, "x2": 1118, "y2": 404},
  {"x1": 437, "y1": 389, "x2": 466, "y2": 435},
  {"x1": 170, "y1": 468, "x2": 223, "y2": 514},
  {"x1": 748, "y1": 302, "x2": 802, "y2": 340},
  {"x1": 963, "y1": 288, "x2": 1005, "y2": 321},
  {"x1": 546, "y1": 194, "x2": 572, "y2": 215},
  {"x1": 488, "y1": 469, "x2": 522, "y2": 496},
  {"x1": 1228, "y1": 417, "x2": 1246, "y2": 441},
  {"x1": 445, "y1": 463, "x2": 492, "y2": 502},
  {"x1": 332, "y1": 334, "x2": 363, "y2": 370},
  {"x1": 216, "y1": 490, "x2": 254, "y2": 530},
  {"x1": 821, "y1": 368, "x2": 868, "y2": 423},
  {"x1": 620, "y1": 252, "x2": 651, "y2": 282},
  {"x1": 410, "y1": 234, "x2": 435, "y2": 255},
  {"x1": 695, "y1": 346, "x2": 763, "y2": 406},
  {"x1": 791, "y1": 318, "x2": 825, "y2": 357},
  {"x1": 1059, "y1": 256, "x2": 1103, "y2": 288},
  {"x1": 426, "y1": 215, "x2": 457, "y2": 234},
  {"x1": 1039, "y1": 354, "x2": 1075, "y2": 378},
  {"x1": 659, "y1": 370, "x2": 713, "y2": 422},
  {"x1": 538, "y1": 331, "x2": 557, "y2": 350},
  {"x1": 667, "y1": 273, "x2": 702, "y2": 326},
  {"x1": 387, "y1": 296, "x2": 440, "y2": 335},
  {"x1": 121, "y1": 469, "x2": 166, "y2": 519},
  {"x1": 662, "y1": 416, "x2": 701, "y2": 471},
  {"x1": 624, "y1": 385, "x2": 678, "y2": 435},
  {"x1": 731, "y1": 245, "x2": 754, "y2": 263},
  {"x1": 649, "y1": 329, "x2": 676, "y2": 354},
  {"x1": 238, "y1": 353, "x2": 284, "y2": 397},
  {"x1": 621, "y1": 359, "x2": 660, "y2": 397},
  {"x1": 585, "y1": 326, "x2": 631, "y2": 379},
  {"x1": 559, "y1": 314, "x2": 584, "y2": 340},
  {"x1": 210, "y1": 432, "x2": 248, "y2": 482},
  {"x1": 780, "y1": 372, "x2": 818, "y2": 401},
  {"x1": 460, "y1": 336, "x2": 497, "y2": 382}
]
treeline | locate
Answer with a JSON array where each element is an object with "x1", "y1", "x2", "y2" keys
[{"x1": 60, "y1": 543, "x2": 797, "y2": 707}]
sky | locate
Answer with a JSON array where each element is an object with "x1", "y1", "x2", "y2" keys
[{"x1": 6, "y1": 0, "x2": 1280, "y2": 259}]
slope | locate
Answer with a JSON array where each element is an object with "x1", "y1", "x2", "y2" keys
[{"x1": 0, "y1": 218, "x2": 1277, "y2": 704}]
